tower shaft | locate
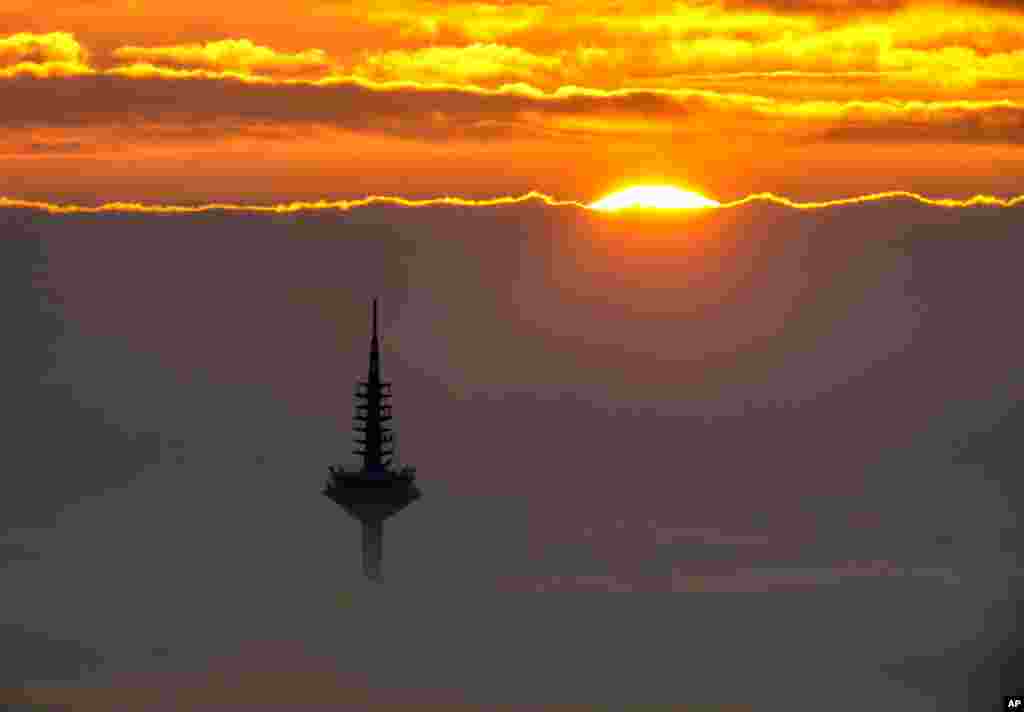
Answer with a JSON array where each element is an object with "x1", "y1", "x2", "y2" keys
[{"x1": 361, "y1": 519, "x2": 383, "y2": 582}]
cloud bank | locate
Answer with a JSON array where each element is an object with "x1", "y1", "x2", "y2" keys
[{"x1": 2, "y1": 196, "x2": 1021, "y2": 709}]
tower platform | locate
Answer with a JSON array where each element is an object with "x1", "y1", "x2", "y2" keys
[{"x1": 323, "y1": 465, "x2": 422, "y2": 523}]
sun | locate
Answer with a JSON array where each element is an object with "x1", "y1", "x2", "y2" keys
[{"x1": 589, "y1": 185, "x2": 720, "y2": 211}]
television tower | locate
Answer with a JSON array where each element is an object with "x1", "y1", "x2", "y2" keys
[{"x1": 323, "y1": 299, "x2": 422, "y2": 582}]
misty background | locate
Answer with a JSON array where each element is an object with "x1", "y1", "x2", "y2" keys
[{"x1": 1, "y1": 198, "x2": 1021, "y2": 709}]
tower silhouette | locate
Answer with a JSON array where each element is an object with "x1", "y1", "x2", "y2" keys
[{"x1": 323, "y1": 299, "x2": 422, "y2": 582}]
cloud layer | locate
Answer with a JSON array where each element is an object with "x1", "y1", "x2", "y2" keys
[
  {"x1": 2, "y1": 196, "x2": 1022, "y2": 708},
  {"x1": 1, "y1": 61, "x2": 1023, "y2": 148}
]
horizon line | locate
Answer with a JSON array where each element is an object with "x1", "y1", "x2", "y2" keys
[{"x1": 2, "y1": 190, "x2": 1024, "y2": 215}]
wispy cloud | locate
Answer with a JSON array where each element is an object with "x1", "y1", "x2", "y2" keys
[{"x1": 112, "y1": 38, "x2": 333, "y2": 76}]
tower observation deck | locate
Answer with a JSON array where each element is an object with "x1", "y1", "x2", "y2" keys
[{"x1": 322, "y1": 299, "x2": 422, "y2": 582}]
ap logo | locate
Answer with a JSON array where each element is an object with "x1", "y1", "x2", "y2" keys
[{"x1": 1007, "y1": 697, "x2": 1023, "y2": 709}]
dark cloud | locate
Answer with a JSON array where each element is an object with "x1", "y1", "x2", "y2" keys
[
  {"x1": 1, "y1": 198, "x2": 1022, "y2": 709},
  {"x1": 0, "y1": 73, "x2": 1020, "y2": 149},
  {"x1": 718, "y1": 0, "x2": 909, "y2": 14},
  {"x1": 819, "y1": 105, "x2": 1024, "y2": 144},
  {"x1": 0, "y1": 74, "x2": 700, "y2": 143},
  {"x1": 963, "y1": 0, "x2": 1024, "y2": 9},
  {"x1": 24, "y1": 140, "x2": 84, "y2": 153},
  {"x1": 719, "y1": 0, "x2": 1024, "y2": 15},
  {"x1": 0, "y1": 624, "x2": 104, "y2": 692}
]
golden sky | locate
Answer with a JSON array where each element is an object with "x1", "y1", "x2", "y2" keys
[{"x1": 3, "y1": 1, "x2": 1024, "y2": 202}]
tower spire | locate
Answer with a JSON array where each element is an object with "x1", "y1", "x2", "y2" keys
[
  {"x1": 369, "y1": 297, "x2": 379, "y2": 381},
  {"x1": 353, "y1": 298, "x2": 392, "y2": 472}
]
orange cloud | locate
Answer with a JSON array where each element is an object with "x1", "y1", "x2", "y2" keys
[
  {"x1": 0, "y1": 31, "x2": 92, "y2": 77},
  {"x1": 111, "y1": 38, "x2": 332, "y2": 76},
  {"x1": 0, "y1": 31, "x2": 84, "y2": 64},
  {"x1": 321, "y1": 5, "x2": 1024, "y2": 96},
  {"x1": 4, "y1": 4, "x2": 1024, "y2": 95},
  {"x1": 355, "y1": 43, "x2": 562, "y2": 84},
  {"x1": 0, "y1": 18, "x2": 1021, "y2": 175}
]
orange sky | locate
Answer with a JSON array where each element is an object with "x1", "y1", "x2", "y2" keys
[{"x1": 3, "y1": 1, "x2": 1024, "y2": 203}]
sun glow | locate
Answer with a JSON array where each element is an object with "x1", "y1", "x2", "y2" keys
[{"x1": 590, "y1": 185, "x2": 720, "y2": 211}]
